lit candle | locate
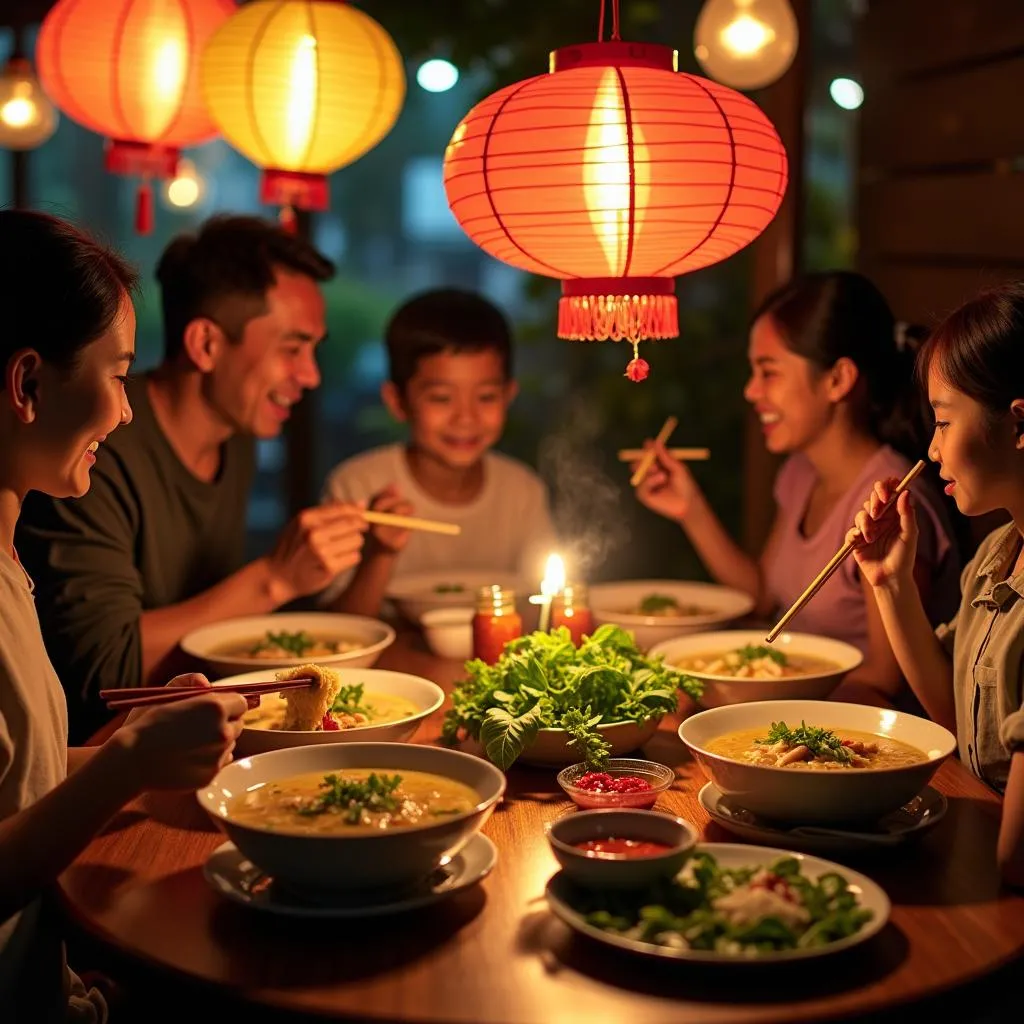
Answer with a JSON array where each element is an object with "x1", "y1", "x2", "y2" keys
[{"x1": 530, "y1": 553, "x2": 566, "y2": 633}]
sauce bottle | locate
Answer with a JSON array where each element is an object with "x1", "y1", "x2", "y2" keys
[
  {"x1": 472, "y1": 585, "x2": 523, "y2": 665},
  {"x1": 551, "y1": 582, "x2": 593, "y2": 646}
]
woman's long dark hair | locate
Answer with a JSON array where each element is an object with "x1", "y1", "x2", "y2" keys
[
  {"x1": 0, "y1": 210, "x2": 137, "y2": 377},
  {"x1": 753, "y1": 271, "x2": 928, "y2": 460}
]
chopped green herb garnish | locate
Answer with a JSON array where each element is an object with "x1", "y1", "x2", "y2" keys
[
  {"x1": 297, "y1": 772, "x2": 403, "y2": 824},
  {"x1": 331, "y1": 683, "x2": 371, "y2": 717},
  {"x1": 639, "y1": 593, "x2": 680, "y2": 614},
  {"x1": 735, "y1": 644, "x2": 788, "y2": 667},
  {"x1": 757, "y1": 721, "x2": 852, "y2": 763},
  {"x1": 434, "y1": 583, "x2": 465, "y2": 594},
  {"x1": 249, "y1": 629, "x2": 336, "y2": 657}
]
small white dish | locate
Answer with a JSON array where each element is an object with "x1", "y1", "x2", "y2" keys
[
  {"x1": 387, "y1": 570, "x2": 525, "y2": 623},
  {"x1": 546, "y1": 841, "x2": 890, "y2": 964},
  {"x1": 699, "y1": 782, "x2": 948, "y2": 853},
  {"x1": 421, "y1": 607, "x2": 474, "y2": 660},
  {"x1": 203, "y1": 834, "x2": 497, "y2": 918}
]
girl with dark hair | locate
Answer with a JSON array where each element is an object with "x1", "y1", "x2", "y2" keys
[
  {"x1": 0, "y1": 211, "x2": 248, "y2": 1021},
  {"x1": 850, "y1": 282, "x2": 1024, "y2": 886},
  {"x1": 632, "y1": 271, "x2": 960, "y2": 707}
]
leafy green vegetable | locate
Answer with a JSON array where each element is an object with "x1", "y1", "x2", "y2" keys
[
  {"x1": 296, "y1": 772, "x2": 402, "y2": 824},
  {"x1": 576, "y1": 852, "x2": 873, "y2": 956},
  {"x1": 250, "y1": 630, "x2": 319, "y2": 657},
  {"x1": 434, "y1": 583, "x2": 465, "y2": 594},
  {"x1": 331, "y1": 683, "x2": 371, "y2": 717},
  {"x1": 756, "y1": 721, "x2": 852, "y2": 764},
  {"x1": 442, "y1": 624, "x2": 698, "y2": 770},
  {"x1": 735, "y1": 644, "x2": 787, "y2": 667},
  {"x1": 639, "y1": 593, "x2": 680, "y2": 614}
]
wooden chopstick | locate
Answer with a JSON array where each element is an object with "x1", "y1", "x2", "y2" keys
[
  {"x1": 102, "y1": 677, "x2": 314, "y2": 711},
  {"x1": 619, "y1": 447, "x2": 709, "y2": 462},
  {"x1": 363, "y1": 510, "x2": 461, "y2": 536},
  {"x1": 629, "y1": 416, "x2": 679, "y2": 487},
  {"x1": 765, "y1": 460, "x2": 927, "y2": 643}
]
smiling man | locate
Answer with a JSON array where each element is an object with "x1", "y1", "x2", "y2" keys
[{"x1": 16, "y1": 216, "x2": 368, "y2": 742}]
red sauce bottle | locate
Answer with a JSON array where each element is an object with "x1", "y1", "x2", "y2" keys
[
  {"x1": 551, "y1": 583, "x2": 593, "y2": 646},
  {"x1": 472, "y1": 585, "x2": 523, "y2": 665}
]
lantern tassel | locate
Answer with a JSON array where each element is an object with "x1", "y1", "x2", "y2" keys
[
  {"x1": 279, "y1": 204, "x2": 298, "y2": 234},
  {"x1": 135, "y1": 180, "x2": 154, "y2": 235},
  {"x1": 558, "y1": 292, "x2": 678, "y2": 342}
]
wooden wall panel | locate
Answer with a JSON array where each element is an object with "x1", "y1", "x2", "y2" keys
[
  {"x1": 861, "y1": 0, "x2": 1024, "y2": 79},
  {"x1": 859, "y1": 172, "x2": 1024, "y2": 263},
  {"x1": 862, "y1": 262, "x2": 1024, "y2": 326},
  {"x1": 861, "y1": 57, "x2": 1024, "y2": 170}
]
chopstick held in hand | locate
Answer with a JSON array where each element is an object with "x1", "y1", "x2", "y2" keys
[
  {"x1": 630, "y1": 416, "x2": 679, "y2": 487},
  {"x1": 765, "y1": 460, "x2": 926, "y2": 643},
  {"x1": 618, "y1": 447, "x2": 709, "y2": 462},
  {"x1": 362, "y1": 509, "x2": 460, "y2": 536}
]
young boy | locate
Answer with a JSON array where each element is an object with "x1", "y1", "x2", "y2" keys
[{"x1": 322, "y1": 288, "x2": 556, "y2": 616}]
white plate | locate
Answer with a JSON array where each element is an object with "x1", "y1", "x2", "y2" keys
[
  {"x1": 203, "y1": 834, "x2": 497, "y2": 919},
  {"x1": 387, "y1": 570, "x2": 526, "y2": 623},
  {"x1": 699, "y1": 782, "x2": 948, "y2": 853},
  {"x1": 545, "y1": 841, "x2": 890, "y2": 964}
]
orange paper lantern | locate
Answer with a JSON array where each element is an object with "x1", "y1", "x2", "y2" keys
[
  {"x1": 200, "y1": 0, "x2": 406, "y2": 226},
  {"x1": 443, "y1": 39, "x2": 788, "y2": 378},
  {"x1": 36, "y1": 0, "x2": 234, "y2": 233}
]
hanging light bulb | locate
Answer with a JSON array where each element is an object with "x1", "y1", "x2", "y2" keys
[
  {"x1": 0, "y1": 57, "x2": 58, "y2": 150},
  {"x1": 694, "y1": 0, "x2": 798, "y2": 90},
  {"x1": 165, "y1": 158, "x2": 205, "y2": 208}
]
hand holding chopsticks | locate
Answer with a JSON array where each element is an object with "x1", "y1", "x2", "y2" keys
[
  {"x1": 101, "y1": 676, "x2": 314, "y2": 711},
  {"x1": 765, "y1": 460, "x2": 927, "y2": 643},
  {"x1": 629, "y1": 416, "x2": 679, "y2": 487}
]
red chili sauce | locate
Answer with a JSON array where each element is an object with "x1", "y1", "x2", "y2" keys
[
  {"x1": 575, "y1": 772, "x2": 653, "y2": 794},
  {"x1": 572, "y1": 837, "x2": 673, "y2": 858}
]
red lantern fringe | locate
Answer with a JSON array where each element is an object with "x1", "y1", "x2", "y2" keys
[
  {"x1": 134, "y1": 181, "x2": 154, "y2": 235},
  {"x1": 558, "y1": 293, "x2": 678, "y2": 342}
]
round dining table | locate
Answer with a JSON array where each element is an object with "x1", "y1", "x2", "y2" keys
[{"x1": 61, "y1": 632, "x2": 1024, "y2": 1023}]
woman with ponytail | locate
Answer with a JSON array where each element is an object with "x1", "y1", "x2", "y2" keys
[{"x1": 631, "y1": 271, "x2": 960, "y2": 708}]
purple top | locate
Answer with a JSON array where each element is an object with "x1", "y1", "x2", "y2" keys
[{"x1": 764, "y1": 446, "x2": 961, "y2": 656}]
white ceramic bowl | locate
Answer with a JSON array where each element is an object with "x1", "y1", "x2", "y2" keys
[
  {"x1": 421, "y1": 607, "x2": 474, "y2": 660},
  {"x1": 216, "y1": 668, "x2": 445, "y2": 757},
  {"x1": 519, "y1": 719, "x2": 663, "y2": 767},
  {"x1": 198, "y1": 742, "x2": 506, "y2": 893},
  {"x1": 546, "y1": 809, "x2": 698, "y2": 888},
  {"x1": 589, "y1": 580, "x2": 755, "y2": 651},
  {"x1": 181, "y1": 612, "x2": 395, "y2": 677},
  {"x1": 387, "y1": 570, "x2": 526, "y2": 623},
  {"x1": 650, "y1": 629, "x2": 863, "y2": 708},
  {"x1": 678, "y1": 700, "x2": 956, "y2": 824}
]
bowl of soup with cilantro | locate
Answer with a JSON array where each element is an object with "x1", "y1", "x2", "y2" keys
[
  {"x1": 198, "y1": 742, "x2": 506, "y2": 892},
  {"x1": 679, "y1": 699, "x2": 956, "y2": 824},
  {"x1": 181, "y1": 612, "x2": 396, "y2": 676},
  {"x1": 215, "y1": 668, "x2": 445, "y2": 755},
  {"x1": 649, "y1": 630, "x2": 863, "y2": 708},
  {"x1": 589, "y1": 581, "x2": 755, "y2": 651}
]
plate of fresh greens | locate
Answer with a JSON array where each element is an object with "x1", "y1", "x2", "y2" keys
[
  {"x1": 545, "y1": 843, "x2": 889, "y2": 963},
  {"x1": 442, "y1": 625, "x2": 701, "y2": 770}
]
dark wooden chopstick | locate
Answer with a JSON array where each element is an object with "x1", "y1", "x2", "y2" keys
[{"x1": 102, "y1": 676, "x2": 314, "y2": 711}]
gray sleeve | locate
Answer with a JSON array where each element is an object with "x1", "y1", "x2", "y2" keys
[{"x1": 15, "y1": 455, "x2": 144, "y2": 716}]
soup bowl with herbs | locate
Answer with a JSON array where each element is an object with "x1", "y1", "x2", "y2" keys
[
  {"x1": 198, "y1": 741, "x2": 506, "y2": 894},
  {"x1": 649, "y1": 630, "x2": 863, "y2": 708},
  {"x1": 678, "y1": 699, "x2": 956, "y2": 824},
  {"x1": 589, "y1": 580, "x2": 755, "y2": 651},
  {"x1": 181, "y1": 612, "x2": 395, "y2": 677},
  {"x1": 220, "y1": 666, "x2": 445, "y2": 756}
]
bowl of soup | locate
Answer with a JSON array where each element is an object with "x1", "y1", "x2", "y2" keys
[
  {"x1": 589, "y1": 581, "x2": 755, "y2": 651},
  {"x1": 198, "y1": 742, "x2": 506, "y2": 893},
  {"x1": 387, "y1": 570, "x2": 527, "y2": 624},
  {"x1": 181, "y1": 612, "x2": 396, "y2": 677},
  {"x1": 218, "y1": 668, "x2": 445, "y2": 756},
  {"x1": 678, "y1": 700, "x2": 956, "y2": 824},
  {"x1": 649, "y1": 630, "x2": 863, "y2": 708}
]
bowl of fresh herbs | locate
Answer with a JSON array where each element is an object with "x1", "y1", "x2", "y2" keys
[{"x1": 441, "y1": 624, "x2": 701, "y2": 770}]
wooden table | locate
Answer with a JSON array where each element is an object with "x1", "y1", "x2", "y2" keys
[{"x1": 61, "y1": 634, "x2": 1024, "y2": 1023}]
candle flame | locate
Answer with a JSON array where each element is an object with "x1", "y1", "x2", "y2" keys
[{"x1": 541, "y1": 554, "x2": 566, "y2": 597}]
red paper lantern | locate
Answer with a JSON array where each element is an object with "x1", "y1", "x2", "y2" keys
[
  {"x1": 36, "y1": 0, "x2": 235, "y2": 233},
  {"x1": 443, "y1": 39, "x2": 788, "y2": 378}
]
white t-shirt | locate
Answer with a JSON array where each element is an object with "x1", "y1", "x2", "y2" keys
[
  {"x1": 0, "y1": 550, "x2": 105, "y2": 1022},
  {"x1": 320, "y1": 444, "x2": 557, "y2": 599}
]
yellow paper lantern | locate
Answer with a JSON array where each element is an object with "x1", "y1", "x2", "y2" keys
[{"x1": 200, "y1": 0, "x2": 406, "y2": 219}]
